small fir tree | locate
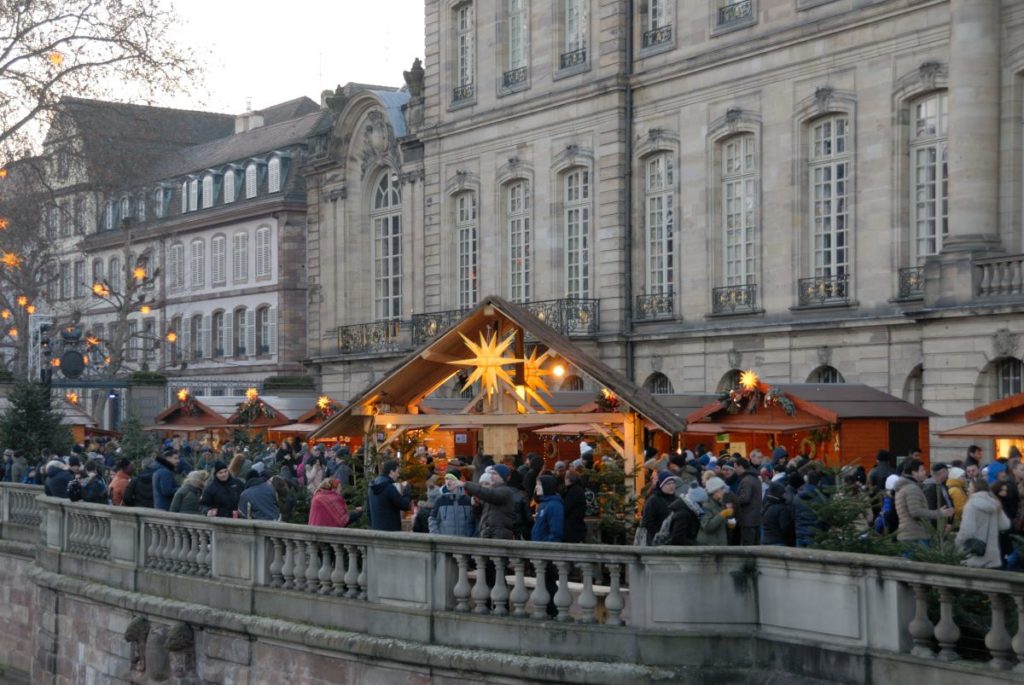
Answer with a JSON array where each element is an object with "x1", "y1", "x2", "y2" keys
[
  {"x1": 0, "y1": 381, "x2": 72, "y2": 460},
  {"x1": 118, "y1": 413, "x2": 157, "y2": 466}
]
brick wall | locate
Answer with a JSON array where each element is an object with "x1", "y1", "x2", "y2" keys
[{"x1": 0, "y1": 551, "x2": 34, "y2": 678}]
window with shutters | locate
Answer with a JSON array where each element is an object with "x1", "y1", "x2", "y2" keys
[
  {"x1": 245, "y1": 163, "x2": 257, "y2": 198},
  {"x1": 154, "y1": 188, "x2": 165, "y2": 218},
  {"x1": 255, "y1": 226, "x2": 271, "y2": 278},
  {"x1": 211, "y1": 234, "x2": 226, "y2": 286},
  {"x1": 59, "y1": 262, "x2": 71, "y2": 300},
  {"x1": 224, "y1": 169, "x2": 236, "y2": 203},
  {"x1": 73, "y1": 261, "x2": 84, "y2": 298},
  {"x1": 233, "y1": 307, "x2": 247, "y2": 356},
  {"x1": 455, "y1": 191, "x2": 478, "y2": 309},
  {"x1": 233, "y1": 232, "x2": 249, "y2": 282},
  {"x1": 180, "y1": 182, "x2": 188, "y2": 213},
  {"x1": 560, "y1": 0, "x2": 588, "y2": 72},
  {"x1": 507, "y1": 180, "x2": 531, "y2": 303},
  {"x1": 721, "y1": 134, "x2": 757, "y2": 287},
  {"x1": 108, "y1": 256, "x2": 122, "y2": 292},
  {"x1": 256, "y1": 306, "x2": 271, "y2": 355},
  {"x1": 120, "y1": 196, "x2": 130, "y2": 223},
  {"x1": 169, "y1": 316, "x2": 182, "y2": 364},
  {"x1": 126, "y1": 320, "x2": 139, "y2": 361},
  {"x1": 137, "y1": 195, "x2": 146, "y2": 222},
  {"x1": 169, "y1": 242, "x2": 184, "y2": 290},
  {"x1": 190, "y1": 314, "x2": 203, "y2": 359},
  {"x1": 563, "y1": 167, "x2": 591, "y2": 299},
  {"x1": 211, "y1": 311, "x2": 224, "y2": 357},
  {"x1": 268, "y1": 158, "x2": 281, "y2": 192},
  {"x1": 203, "y1": 175, "x2": 215, "y2": 209},
  {"x1": 104, "y1": 202, "x2": 113, "y2": 231},
  {"x1": 143, "y1": 319, "x2": 156, "y2": 360},
  {"x1": 92, "y1": 258, "x2": 104, "y2": 287},
  {"x1": 190, "y1": 239, "x2": 205, "y2": 288},
  {"x1": 189, "y1": 179, "x2": 199, "y2": 212},
  {"x1": 372, "y1": 172, "x2": 402, "y2": 319},
  {"x1": 644, "y1": 153, "x2": 674, "y2": 297}
]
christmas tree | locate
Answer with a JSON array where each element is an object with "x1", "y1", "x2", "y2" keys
[
  {"x1": 0, "y1": 381, "x2": 72, "y2": 461},
  {"x1": 118, "y1": 414, "x2": 157, "y2": 466}
]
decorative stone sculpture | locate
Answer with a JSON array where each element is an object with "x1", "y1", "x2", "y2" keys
[
  {"x1": 403, "y1": 58, "x2": 424, "y2": 99},
  {"x1": 124, "y1": 616, "x2": 150, "y2": 675},
  {"x1": 167, "y1": 622, "x2": 199, "y2": 684}
]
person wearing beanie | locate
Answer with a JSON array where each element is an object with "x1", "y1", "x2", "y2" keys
[
  {"x1": 460, "y1": 464, "x2": 519, "y2": 540},
  {"x1": 760, "y1": 481, "x2": 794, "y2": 546},
  {"x1": 367, "y1": 459, "x2": 412, "y2": 532},
  {"x1": 152, "y1": 449, "x2": 180, "y2": 511},
  {"x1": 200, "y1": 461, "x2": 244, "y2": 517},
  {"x1": 171, "y1": 470, "x2": 209, "y2": 515},
  {"x1": 641, "y1": 471, "x2": 678, "y2": 545},
  {"x1": 80, "y1": 460, "x2": 109, "y2": 504},
  {"x1": 44, "y1": 458, "x2": 73, "y2": 498},
  {"x1": 946, "y1": 467, "x2": 968, "y2": 522},
  {"x1": 987, "y1": 461, "x2": 1008, "y2": 485},
  {"x1": 697, "y1": 477, "x2": 731, "y2": 546},
  {"x1": 429, "y1": 473, "x2": 476, "y2": 537},
  {"x1": 531, "y1": 475, "x2": 564, "y2": 543}
]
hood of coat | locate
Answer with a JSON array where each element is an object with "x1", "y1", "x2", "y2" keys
[
  {"x1": 670, "y1": 495, "x2": 704, "y2": 517},
  {"x1": 968, "y1": 490, "x2": 1001, "y2": 514},
  {"x1": 538, "y1": 474, "x2": 558, "y2": 497},
  {"x1": 370, "y1": 474, "x2": 395, "y2": 494},
  {"x1": 45, "y1": 460, "x2": 68, "y2": 476},
  {"x1": 796, "y1": 482, "x2": 819, "y2": 500}
]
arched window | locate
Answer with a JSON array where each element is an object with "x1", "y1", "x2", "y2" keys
[
  {"x1": 507, "y1": 180, "x2": 531, "y2": 302},
  {"x1": 910, "y1": 92, "x2": 948, "y2": 263},
  {"x1": 645, "y1": 153, "x2": 674, "y2": 297},
  {"x1": 224, "y1": 169, "x2": 236, "y2": 203},
  {"x1": 190, "y1": 239, "x2": 205, "y2": 288},
  {"x1": 168, "y1": 242, "x2": 184, "y2": 290},
  {"x1": 245, "y1": 163, "x2": 258, "y2": 198},
  {"x1": 722, "y1": 134, "x2": 757, "y2": 287},
  {"x1": 188, "y1": 178, "x2": 199, "y2": 212},
  {"x1": 997, "y1": 358, "x2": 1023, "y2": 400},
  {"x1": 255, "y1": 226, "x2": 271, "y2": 278},
  {"x1": 211, "y1": 311, "x2": 224, "y2": 357},
  {"x1": 108, "y1": 256, "x2": 121, "y2": 292},
  {"x1": 91, "y1": 258, "x2": 104, "y2": 286},
  {"x1": 233, "y1": 231, "x2": 249, "y2": 282},
  {"x1": 564, "y1": 167, "x2": 591, "y2": 299},
  {"x1": 268, "y1": 158, "x2": 281, "y2": 193},
  {"x1": 560, "y1": 374, "x2": 585, "y2": 392},
  {"x1": 211, "y1": 235, "x2": 226, "y2": 285},
  {"x1": 455, "y1": 191, "x2": 478, "y2": 309},
  {"x1": 202, "y1": 175, "x2": 215, "y2": 209},
  {"x1": 372, "y1": 171, "x2": 402, "y2": 319},
  {"x1": 120, "y1": 196, "x2": 130, "y2": 221},
  {"x1": 903, "y1": 364, "x2": 923, "y2": 407},
  {"x1": 644, "y1": 372, "x2": 673, "y2": 395},
  {"x1": 808, "y1": 114, "x2": 851, "y2": 290},
  {"x1": 104, "y1": 202, "x2": 114, "y2": 230},
  {"x1": 136, "y1": 196, "x2": 146, "y2": 222},
  {"x1": 154, "y1": 188, "x2": 165, "y2": 218},
  {"x1": 808, "y1": 365, "x2": 845, "y2": 384}
]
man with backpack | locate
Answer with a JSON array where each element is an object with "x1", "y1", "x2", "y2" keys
[{"x1": 123, "y1": 456, "x2": 157, "y2": 508}]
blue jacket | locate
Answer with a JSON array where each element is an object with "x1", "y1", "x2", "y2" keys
[
  {"x1": 429, "y1": 486, "x2": 476, "y2": 537},
  {"x1": 152, "y1": 457, "x2": 179, "y2": 511},
  {"x1": 44, "y1": 462, "x2": 72, "y2": 498},
  {"x1": 531, "y1": 494, "x2": 565, "y2": 542},
  {"x1": 238, "y1": 480, "x2": 281, "y2": 521},
  {"x1": 367, "y1": 475, "x2": 411, "y2": 532}
]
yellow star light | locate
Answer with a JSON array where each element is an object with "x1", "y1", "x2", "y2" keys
[
  {"x1": 25, "y1": 305, "x2": 35, "y2": 314},
  {"x1": 317, "y1": 395, "x2": 331, "y2": 410},
  {"x1": 65, "y1": 392, "x2": 78, "y2": 404},
  {"x1": 177, "y1": 388, "x2": 189, "y2": 402},
  {"x1": 245, "y1": 387, "x2": 259, "y2": 402},
  {"x1": 15, "y1": 295, "x2": 27, "y2": 307},
  {"x1": 92, "y1": 283, "x2": 109, "y2": 297},
  {"x1": 133, "y1": 267, "x2": 146, "y2": 281},
  {"x1": 449, "y1": 331, "x2": 522, "y2": 398},
  {"x1": 7, "y1": 328, "x2": 16, "y2": 338},
  {"x1": 0, "y1": 218, "x2": 8, "y2": 229},
  {"x1": 0, "y1": 310, "x2": 9, "y2": 320},
  {"x1": 0, "y1": 252, "x2": 20, "y2": 268},
  {"x1": 47, "y1": 51, "x2": 64, "y2": 66},
  {"x1": 739, "y1": 370, "x2": 759, "y2": 391},
  {"x1": 86, "y1": 335, "x2": 100, "y2": 346},
  {"x1": 165, "y1": 331, "x2": 177, "y2": 343},
  {"x1": 521, "y1": 347, "x2": 555, "y2": 411}
]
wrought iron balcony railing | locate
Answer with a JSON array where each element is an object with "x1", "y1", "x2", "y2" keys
[
  {"x1": 642, "y1": 25, "x2": 672, "y2": 48},
  {"x1": 635, "y1": 290, "x2": 674, "y2": 321},
  {"x1": 559, "y1": 48, "x2": 587, "y2": 70},
  {"x1": 502, "y1": 67, "x2": 527, "y2": 88},
  {"x1": 411, "y1": 308, "x2": 470, "y2": 345},
  {"x1": 452, "y1": 83, "x2": 475, "y2": 103},
  {"x1": 798, "y1": 274, "x2": 850, "y2": 306},
  {"x1": 336, "y1": 320, "x2": 404, "y2": 355},
  {"x1": 718, "y1": 0, "x2": 753, "y2": 26},
  {"x1": 526, "y1": 298, "x2": 599, "y2": 337},
  {"x1": 712, "y1": 284, "x2": 758, "y2": 314},
  {"x1": 897, "y1": 267, "x2": 925, "y2": 300}
]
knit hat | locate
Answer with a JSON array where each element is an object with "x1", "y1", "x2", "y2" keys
[
  {"x1": 931, "y1": 462, "x2": 949, "y2": 474},
  {"x1": 492, "y1": 464, "x2": 510, "y2": 482},
  {"x1": 67, "y1": 455, "x2": 81, "y2": 467},
  {"x1": 655, "y1": 470, "x2": 675, "y2": 490},
  {"x1": 884, "y1": 474, "x2": 900, "y2": 491},
  {"x1": 987, "y1": 461, "x2": 1007, "y2": 484},
  {"x1": 948, "y1": 467, "x2": 966, "y2": 481},
  {"x1": 184, "y1": 470, "x2": 209, "y2": 489},
  {"x1": 444, "y1": 473, "x2": 460, "y2": 485},
  {"x1": 687, "y1": 487, "x2": 709, "y2": 505},
  {"x1": 212, "y1": 460, "x2": 228, "y2": 473},
  {"x1": 705, "y1": 477, "x2": 727, "y2": 495},
  {"x1": 554, "y1": 461, "x2": 567, "y2": 471}
]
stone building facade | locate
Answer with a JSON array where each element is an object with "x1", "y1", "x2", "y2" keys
[{"x1": 307, "y1": 0, "x2": 1024, "y2": 460}]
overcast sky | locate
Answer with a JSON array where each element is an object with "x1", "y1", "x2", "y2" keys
[{"x1": 170, "y1": 0, "x2": 425, "y2": 113}]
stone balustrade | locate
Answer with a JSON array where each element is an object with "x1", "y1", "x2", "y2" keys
[
  {"x1": 976, "y1": 254, "x2": 1024, "y2": 298},
  {"x1": 0, "y1": 483, "x2": 43, "y2": 545},
  {"x1": 4, "y1": 485, "x2": 1024, "y2": 683}
]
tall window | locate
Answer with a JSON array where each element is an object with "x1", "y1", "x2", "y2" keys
[
  {"x1": 211, "y1": 311, "x2": 224, "y2": 357},
  {"x1": 136, "y1": 195, "x2": 145, "y2": 222},
  {"x1": 180, "y1": 182, "x2": 188, "y2": 213},
  {"x1": 169, "y1": 243, "x2": 184, "y2": 290},
  {"x1": 59, "y1": 262, "x2": 71, "y2": 300},
  {"x1": 809, "y1": 114, "x2": 851, "y2": 283},
  {"x1": 108, "y1": 256, "x2": 121, "y2": 292},
  {"x1": 169, "y1": 315, "x2": 182, "y2": 364},
  {"x1": 58, "y1": 201, "x2": 70, "y2": 236},
  {"x1": 563, "y1": 0, "x2": 587, "y2": 63},
  {"x1": 454, "y1": 3, "x2": 475, "y2": 100},
  {"x1": 507, "y1": 180, "x2": 531, "y2": 302},
  {"x1": 126, "y1": 320, "x2": 139, "y2": 361},
  {"x1": 211, "y1": 235, "x2": 226, "y2": 285},
  {"x1": 455, "y1": 192, "x2": 478, "y2": 309},
  {"x1": 154, "y1": 188, "x2": 165, "y2": 218},
  {"x1": 233, "y1": 232, "x2": 249, "y2": 281},
  {"x1": 644, "y1": 372, "x2": 673, "y2": 395},
  {"x1": 143, "y1": 319, "x2": 156, "y2": 360},
  {"x1": 190, "y1": 239, "x2": 205, "y2": 288},
  {"x1": 645, "y1": 154, "x2": 674, "y2": 295},
  {"x1": 507, "y1": 0, "x2": 528, "y2": 79},
  {"x1": 372, "y1": 172, "x2": 402, "y2": 319},
  {"x1": 997, "y1": 358, "x2": 1023, "y2": 399},
  {"x1": 564, "y1": 168, "x2": 591, "y2": 298},
  {"x1": 224, "y1": 169, "x2": 236, "y2": 203},
  {"x1": 911, "y1": 92, "x2": 948, "y2": 262},
  {"x1": 256, "y1": 306, "x2": 273, "y2": 355},
  {"x1": 245, "y1": 163, "x2": 258, "y2": 198},
  {"x1": 268, "y1": 158, "x2": 281, "y2": 192},
  {"x1": 91, "y1": 258, "x2": 104, "y2": 286},
  {"x1": 73, "y1": 261, "x2": 84, "y2": 298},
  {"x1": 233, "y1": 307, "x2": 247, "y2": 356},
  {"x1": 74, "y1": 198, "x2": 85, "y2": 233},
  {"x1": 255, "y1": 227, "x2": 271, "y2": 278},
  {"x1": 120, "y1": 196, "x2": 130, "y2": 221},
  {"x1": 722, "y1": 134, "x2": 757, "y2": 286},
  {"x1": 190, "y1": 313, "x2": 203, "y2": 359},
  {"x1": 104, "y1": 202, "x2": 113, "y2": 230},
  {"x1": 202, "y1": 175, "x2": 215, "y2": 208},
  {"x1": 188, "y1": 179, "x2": 199, "y2": 211},
  {"x1": 643, "y1": 0, "x2": 673, "y2": 48}
]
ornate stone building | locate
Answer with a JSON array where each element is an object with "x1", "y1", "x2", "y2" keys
[{"x1": 306, "y1": 0, "x2": 1024, "y2": 460}]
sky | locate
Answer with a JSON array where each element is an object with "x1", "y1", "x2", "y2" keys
[{"x1": 168, "y1": 0, "x2": 425, "y2": 113}]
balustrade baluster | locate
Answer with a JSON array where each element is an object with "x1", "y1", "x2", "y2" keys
[
  {"x1": 1012, "y1": 593, "x2": 1024, "y2": 672},
  {"x1": 604, "y1": 564, "x2": 624, "y2": 626},
  {"x1": 356, "y1": 547, "x2": 367, "y2": 599},
  {"x1": 986, "y1": 593, "x2": 1014, "y2": 670},
  {"x1": 554, "y1": 561, "x2": 572, "y2": 622},
  {"x1": 152, "y1": 525, "x2": 166, "y2": 570},
  {"x1": 197, "y1": 530, "x2": 211, "y2": 576},
  {"x1": 489, "y1": 556, "x2": 508, "y2": 616},
  {"x1": 509, "y1": 559, "x2": 529, "y2": 617},
  {"x1": 318, "y1": 542, "x2": 333, "y2": 595},
  {"x1": 162, "y1": 525, "x2": 174, "y2": 570},
  {"x1": 530, "y1": 559, "x2": 551, "y2": 620},
  {"x1": 979, "y1": 264, "x2": 993, "y2": 297},
  {"x1": 577, "y1": 562, "x2": 597, "y2": 624},
  {"x1": 471, "y1": 554, "x2": 491, "y2": 614},
  {"x1": 66, "y1": 514, "x2": 77, "y2": 553},
  {"x1": 908, "y1": 583, "x2": 935, "y2": 658},
  {"x1": 291, "y1": 540, "x2": 306, "y2": 591},
  {"x1": 269, "y1": 538, "x2": 285, "y2": 587},
  {"x1": 1011, "y1": 261, "x2": 1023, "y2": 295},
  {"x1": 329, "y1": 543, "x2": 346, "y2": 596},
  {"x1": 305, "y1": 541, "x2": 320, "y2": 594},
  {"x1": 84, "y1": 516, "x2": 96, "y2": 555},
  {"x1": 344, "y1": 544, "x2": 360, "y2": 598},
  {"x1": 170, "y1": 527, "x2": 185, "y2": 571},
  {"x1": 186, "y1": 529, "x2": 199, "y2": 575},
  {"x1": 145, "y1": 524, "x2": 158, "y2": 567},
  {"x1": 934, "y1": 588, "x2": 960, "y2": 661},
  {"x1": 453, "y1": 554, "x2": 471, "y2": 612}
]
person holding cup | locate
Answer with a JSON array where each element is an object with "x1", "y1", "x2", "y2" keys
[{"x1": 697, "y1": 477, "x2": 732, "y2": 546}]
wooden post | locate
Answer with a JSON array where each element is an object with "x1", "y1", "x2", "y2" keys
[{"x1": 623, "y1": 412, "x2": 645, "y2": 496}]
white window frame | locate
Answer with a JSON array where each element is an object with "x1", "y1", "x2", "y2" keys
[
  {"x1": 268, "y1": 158, "x2": 281, "y2": 193},
  {"x1": 910, "y1": 92, "x2": 948, "y2": 263},
  {"x1": 508, "y1": 0, "x2": 528, "y2": 71},
  {"x1": 224, "y1": 169, "x2": 236, "y2": 203},
  {"x1": 154, "y1": 189, "x2": 165, "y2": 218},
  {"x1": 190, "y1": 239, "x2": 205, "y2": 288},
  {"x1": 372, "y1": 172, "x2": 402, "y2": 320},
  {"x1": 455, "y1": 191, "x2": 478, "y2": 310},
  {"x1": 998, "y1": 358, "x2": 1023, "y2": 399},
  {"x1": 722, "y1": 134, "x2": 758, "y2": 286},
  {"x1": 188, "y1": 179, "x2": 199, "y2": 212},
  {"x1": 169, "y1": 242, "x2": 184, "y2": 290},
  {"x1": 180, "y1": 182, "x2": 188, "y2": 214},
  {"x1": 507, "y1": 180, "x2": 531, "y2": 303},
  {"x1": 255, "y1": 227, "x2": 272, "y2": 279},
  {"x1": 809, "y1": 114, "x2": 851, "y2": 282},
  {"x1": 456, "y1": 4, "x2": 475, "y2": 90},
  {"x1": 202, "y1": 175, "x2": 215, "y2": 209},
  {"x1": 232, "y1": 231, "x2": 249, "y2": 282},
  {"x1": 564, "y1": 168, "x2": 591, "y2": 299},
  {"x1": 233, "y1": 307, "x2": 247, "y2": 356},
  {"x1": 564, "y1": 0, "x2": 588, "y2": 54},
  {"x1": 108, "y1": 256, "x2": 122, "y2": 292},
  {"x1": 644, "y1": 154, "x2": 674, "y2": 296},
  {"x1": 245, "y1": 163, "x2": 258, "y2": 198},
  {"x1": 211, "y1": 234, "x2": 226, "y2": 286}
]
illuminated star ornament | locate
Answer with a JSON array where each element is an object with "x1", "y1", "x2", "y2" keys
[
  {"x1": 0, "y1": 217, "x2": 8, "y2": 229},
  {"x1": 133, "y1": 267, "x2": 146, "y2": 281},
  {"x1": 521, "y1": 347, "x2": 555, "y2": 411},
  {"x1": 245, "y1": 387, "x2": 259, "y2": 402},
  {"x1": 449, "y1": 331, "x2": 522, "y2": 399},
  {"x1": 47, "y1": 51, "x2": 64, "y2": 66},
  {"x1": 739, "y1": 370, "x2": 760, "y2": 391},
  {"x1": 177, "y1": 388, "x2": 190, "y2": 402},
  {"x1": 1, "y1": 251, "x2": 22, "y2": 268}
]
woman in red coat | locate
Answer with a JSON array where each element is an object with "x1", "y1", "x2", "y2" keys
[{"x1": 307, "y1": 478, "x2": 362, "y2": 528}]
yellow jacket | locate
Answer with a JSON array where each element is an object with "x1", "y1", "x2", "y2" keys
[{"x1": 947, "y1": 478, "x2": 967, "y2": 521}]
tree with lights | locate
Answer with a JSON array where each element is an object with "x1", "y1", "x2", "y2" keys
[{"x1": 0, "y1": 379, "x2": 72, "y2": 460}]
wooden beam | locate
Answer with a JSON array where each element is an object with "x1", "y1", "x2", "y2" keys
[
  {"x1": 374, "y1": 412, "x2": 628, "y2": 427},
  {"x1": 383, "y1": 426, "x2": 408, "y2": 445},
  {"x1": 419, "y1": 349, "x2": 462, "y2": 364},
  {"x1": 592, "y1": 424, "x2": 625, "y2": 458}
]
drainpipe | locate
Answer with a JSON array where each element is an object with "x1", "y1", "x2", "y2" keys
[{"x1": 623, "y1": 0, "x2": 636, "y2": 382}]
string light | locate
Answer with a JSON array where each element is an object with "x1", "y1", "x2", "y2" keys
[
  {"x1": 0, "y1": 218, "x2": 8, "y2": 229},
  {"x1": 15, "y1": 296, "x2": 27, "y2": 307},
  {"x1": 92, "y1": 283, "x2": 109, "y2": 297},
  {"x1": 25, "y1": 305, "x2": 35, "y2": 314},
  {"x1": 0, "y1": 310, "x2": 9, "y2": 320},
  {"x1": 177, "y1": 388, "x2": 189, "y2": 402},
  {"x1": 165, "y1": 331, "x2": 177, "y2": 343},
  {"x1": 7, "y1": 328, "x2": 16, "y2": 338},
  {"x1": 552, "y1": 363, "x2": 566, "y2": 378},
  {"x1": 86, "y1": 336, "x2": 100, "y2": 346},
  {"x1": 133, "y1": 267, "x2": 146, "y2": 281},
  {"x1": 65, "y1": 392, "x2": 79, "y2": 404},
  {"x1": 0, "y1": 252, "x2": 21, "y2": 268},
  {"x1": 47, "y1": 51, "x2": 64, "y2": 66},
  {"x1": 139, "y1": 305, "x2": 151, "y2": 314}
]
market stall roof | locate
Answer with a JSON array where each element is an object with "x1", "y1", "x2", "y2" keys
[
  {"x1": 310, "y1": 296, "x2": 686, "y2": 440},
  {"x1": 965, "y1": 392, "x2": 1024, "y2": 423},
  {"x1": 938, "y1": 389, "x2": 1024, "y2": 439},
  {"x1": 57, "y1": 400, "x2": 98, "y2": 427},
  {"x1": 270, "y1": 422, "x2": 321, "y2": 435},
  {"x1": 222, "y1": 395, "x2": 314, "y2": 426},
  {"x1": 149, "y1": 396, "x2": 227, "y2": 431}
]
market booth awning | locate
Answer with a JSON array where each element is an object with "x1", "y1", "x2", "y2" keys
[
  {"x1": 938, "y1": 391, "x2": 1024, "y2": 441},
  {"x1": 146, "y1": 394, "x2": 228, "y2": 437},
  {"x1": 310, "y1": 296, "x2": 685, "y2": 481}
]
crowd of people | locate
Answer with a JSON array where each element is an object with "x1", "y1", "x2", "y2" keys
[{"x1": 3, "y1": 433, "x2": 1023, "y2": 570}]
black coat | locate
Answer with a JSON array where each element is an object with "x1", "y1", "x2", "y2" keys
[
  {"x1": 868, "y1": 462, "x2": 896, "y2": 494},
  {"x1": 200, "y1": 476, "x2": 244, "y2": 517},
  {"x1": 44, "y1": 464, "x2": 72, "y2": 498},
  {"x1": 665, "y1": 498, "x2": 702, "y2": 546},
  {"x1": 367, "y1": 475, "x2": 412, "y2": 532},
  {"x1": 642, "y1": 489, "x2": 675, "y2": 545},
  {"x1": 562, "y1": 481, "x2": 588, "y2": 543},
  {"x1": 761, "y1": 494, "x2": 795, "y2": 545},
  {"x1": 125, "y1": 465, "x2": 156, "y2": 508}
]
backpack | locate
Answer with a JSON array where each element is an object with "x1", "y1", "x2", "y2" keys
[
  {"x1": 511, "y1": 490, "x2": 533, "y2": 540},
  {"x1": 67, "y1": 478, "x2": 83, "y2": 502},
  {"x1": 651, "y1": 510, "x2": 680, "y2": 546},
  {"x1": 122, "y1": 477, "x2": 138, "y2": 507}
]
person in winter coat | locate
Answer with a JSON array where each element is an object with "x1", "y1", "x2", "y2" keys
[
  {"x1": 108, "y1": 459, "x2": 134, "y2": 506},
  {"x1": 152, "y1": 450, "x2": 180, "y2": 511},
  {"x1": 170, "y1": 470, "x2": 209, "y2": 515},
  {"x1": 697, "y1": 477, "x2": 732, "y2": 545},
  {"x1": 561, "y1": 468, "x2": 588, "y2": 543},
  {"x1": 867, "y1": 450, "x2": 896, "y2": 495},
  {"x1": 663, "y1": 489, "x2": 704, "y2": 546},
  {"x1": 461, "y1": 464, "x2": 518, "y2": 539},
  {"x1": 894, "y1": 459, "x2": 953, "y2": 547},
  {"x1": 945, "y1": 467, "x2": 968, "y2": 523},
  {"x1": 304, "y1": 455, "x2": 327, "y2": 494},
  {"x1": 733, "y1": 458, "x2": 762, "y2": 545},
  {"x1": 531, "y1": 475, "x2": 564, "y2": 542},
  {"x1": 2, "y1": 449, "x2": 27, "y2": 483},
  {"x1": 200, "y1": 462, "x2": 244, "y2": 517},
  {"x1": 642, "y1": 471, "x2": 678, "y2": 545},
  {"x1": 522, "y1": 453, "x2": 545, "y2": 503},
  {"x1": 308, "y1": 478, "x2": 360, "y2": 528},
  {"x1": 125, "y1": 458, "x2": 157, "y2": 508},
  {"x1": 238, "y1": 472, "x2": 284, "y2": 521},
  {"x1": 429, "y1": 474, "x2": 476, "y2": 537},
  {"x1": 794, "y1": 471, "x2": 827, "y2": 547},
  {"x1": 761, "y1": 481, "x2": 794, "y2": 546},
  {"x1": 80, "y1": 460, "x2": 108, "y2": 504},
  {"x1": 44, "y1": 457, "x2": 77, "y2": 498},
  {"x1": 956, "y1": 478, "x2": 1011, "y2": 569},
  {"x1": 367, "y1": 460, "x2": 412, "y2": 531}
]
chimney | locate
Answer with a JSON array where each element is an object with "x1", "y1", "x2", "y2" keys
[{"x1": 234, "y1": 98, "x2": 264, "y2": 133}]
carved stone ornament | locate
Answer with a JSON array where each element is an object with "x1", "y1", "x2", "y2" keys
[
  {"x1": 360, "y1": 110, "x2": 398, "y2": 180},
  {"x1": 725, "y1": 107, "x2": 742, "y2": 123},
  {"x1": 817, "y1": 345, "x2": 833, "y2": 367},
  {"x1": 650, "y1": 354, "x2": 663, "y2": 372},
  {"x1": 167, "y1": 622, "x2": 199, "y2": 684},
  {"x1": 403, "y1": 57, "x2": 425, "y2": 99},
  {"x1": 993, "y1": 328, "x2": 1020, "y2": 359},
  {"x1": 727, "y1": 348, "x2": 742, "y2": 369},
  {"x1": 918, "y1": 60, "x2": 942, "y2": 88},
  {"x1": 814, "y1": 86, "x2": 834, "y2": 112},
  {"x1": 647, "y1": 128, "x2": 664, "y2": 144},
  {"x1": 124, "y1": 615, "x2": 150, "y2": 675}
]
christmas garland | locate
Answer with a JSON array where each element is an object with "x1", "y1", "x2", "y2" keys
[
  {"x1": 718, "y1": 378, "x2": 796, "y2": 416},
  {"x1": 235, "y1": 397, "x2": 276, "y2": 424},
  {"x1": 595, "y1": 389, "x2": 620, "y2": 412},
  {"x1": 179, "y1": 394, "x2": 203, "y2": 417}
]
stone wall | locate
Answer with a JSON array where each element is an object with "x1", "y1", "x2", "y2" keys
[{"x1": 0, "y1": 545, "x2": 34, "y2": 681}]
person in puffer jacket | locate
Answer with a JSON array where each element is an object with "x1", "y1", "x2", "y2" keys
[
  {"x1": 429, "y1": 473, "x2": 476, "y2": 537},
  {"x1": 761, "y1": 481, "x2": 794, "y2": 546},
  {"x1": 531, "y1": 475, "x2": 564, "y2": 543},
  {"x1": 461, "y1": 464, "x2": 518, "y2": 540},
  {"x1": 793, "y1": 471, "x2": 826, "y2": 547}
]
